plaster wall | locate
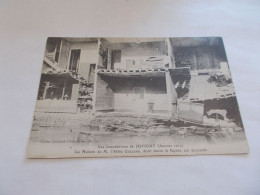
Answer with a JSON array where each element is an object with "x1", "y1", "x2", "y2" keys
[{"x1": 69, "y1": 42, "x2": 98, "y2": 80}]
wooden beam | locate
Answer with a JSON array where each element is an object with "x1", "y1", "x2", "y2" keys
[
  {"x1": 61, "y1": 81, "x2": 66, "y2": 99},
  {"x1": 165, "y1": 71, "x2": 178, "y2": 116},
  {"x1": 107, "y1": 49, "x2": 112, "y2": 70},
  {"x1": 92, "y1": 38, "x2": 102, "y2": 113},
  {"x1": 166, "y1": 38, "x2": 176, "y2": 68},
  {"x1": 43, "y1": 82, "x2": 50, "y2": 100}
]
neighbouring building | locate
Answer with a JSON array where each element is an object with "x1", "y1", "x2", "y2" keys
[{"x1": 36, "y1": 37, "x2": 99, "y2": 113}]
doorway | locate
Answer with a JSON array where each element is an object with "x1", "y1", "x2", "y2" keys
[
  {"x1": 111, "y1": 50, "x2": 121, "y2": 69},
  {"x1": 69, "y1": 49, "x2": 81, "y2": 72},
  {"x1": 131, "y1": 87, "x2": 146, "y2": 113},
  {"x1": 88, "y1": 64, "x2": 96, "y2": 83}
]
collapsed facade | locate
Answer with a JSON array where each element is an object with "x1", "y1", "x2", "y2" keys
[
  {"x1": 170, "y1": 37, "x2": 240, "y2": 125},
  {"x1": 35, "y1": 37, "x2": 242, "y2": 126}
]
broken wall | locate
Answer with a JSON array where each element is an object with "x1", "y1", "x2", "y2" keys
[
  {"x1": 178, "y1": 101, "x2": 204, "y2": 123},
  {"x1": 204, "y1": 97, "x2": 243, "y2": 126},
  {"x1": 174, "y1": 47, "x2": 223, "y2": 71},
  {"x1": 170, "y1": 37, "x2": 227, "y2": 72},
  {"x1": 35, "y1": 100, "x2": 78, "y2": 113}
]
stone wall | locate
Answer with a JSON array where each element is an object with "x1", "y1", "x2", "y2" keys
[{"x1": 94, "y1": 74, "x2": 114, "y2": 111}]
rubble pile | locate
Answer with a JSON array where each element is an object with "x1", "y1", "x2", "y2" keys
[
  {"x1": 78, "y1": 83, "x2": 94, "y2": 113},
  {"x1": 32, "y1": 113, "x2": 246, "y2": 144}
]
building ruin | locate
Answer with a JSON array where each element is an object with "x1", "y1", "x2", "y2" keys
[{"x1": 35, "y1": 37, "x2": 243, "y2": 126}]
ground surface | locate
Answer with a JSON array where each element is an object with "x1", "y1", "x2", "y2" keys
[{"x1": 30, "y1": 112, "x2": 247, "y2": 146}]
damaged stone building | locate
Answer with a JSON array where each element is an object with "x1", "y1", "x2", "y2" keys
[
  {"x1": 35, "y1": 37, "x2": 242, "y2": 126},
  {"x1": 94, "y1": 37, "x2": 242, "y2": 126},
  {"x1": 94, "y1": 38, "x2": 191, "y2": 117}
]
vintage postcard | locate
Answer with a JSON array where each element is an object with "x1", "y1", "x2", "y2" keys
[{"x1": 26, "y1": 37, "x2": 249, "y2": 158}]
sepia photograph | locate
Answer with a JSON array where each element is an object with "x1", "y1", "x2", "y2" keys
[
  {"x1": 3, "y1": 0, "x2": 260, "y2": 194},
  {"x1": 27, "y1": 37, "x2": 249, "y2": 158}
]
